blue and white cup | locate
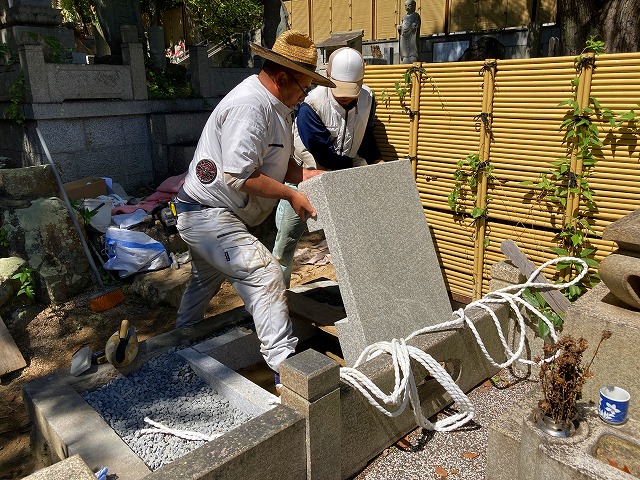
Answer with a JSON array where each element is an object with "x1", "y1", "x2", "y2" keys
[{"x1": 599, "y1": 386, "x2": 630, "y2": 425}]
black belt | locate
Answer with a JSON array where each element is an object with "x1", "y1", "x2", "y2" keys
[
  {"x1": 174, "y1": 187, "x2": 214, "y2": 214},
  {"x1": 173, "y1": 201, "x2": 211, "y2": 214}
]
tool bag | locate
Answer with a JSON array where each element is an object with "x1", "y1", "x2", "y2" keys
[{"x1": 103, "y1": 227, "x2": 170, "y2": 277}]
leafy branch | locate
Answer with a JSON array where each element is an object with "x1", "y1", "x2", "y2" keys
[
  {"x1": 4, "y1": 73, "x2": 27, "y2": 124},
  {"x1": 12, "y1": 267, "x2": 35, "y2": 299},
  {"x1": 447, "y1": 153, "x2": 493, "y2": 220}
]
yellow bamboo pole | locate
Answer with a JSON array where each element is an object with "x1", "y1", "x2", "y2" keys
[
  {"x1": 472, "y1": 60, "x2": 496, "y2": 300},
  {"x1": 408, "y1": 62, "x2": 422, "y2": 178},
  {"x1": 565, "y1": 53, "x2": 595, "y2": 223}
]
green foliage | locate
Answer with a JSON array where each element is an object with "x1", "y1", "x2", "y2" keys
[
  {"x1": 58, "y1": 0, "x2": 93, "y2": 25},
  {"x1": 12, "y1": 267, "x2": 35, "y2": 299},
  {"x1": 0, "y1": 227, "x2": 8, "y2": 248},
  {"x1": 43, "y1": 36, "x2": 71, "y2": 64},
  {"x1": 522, "y1": 289, "x2": 564, "y2": 338},
  {"x1": 517, "y1": 40, "x2": 639, "y2": 334},
  {"x1": 70, "y1": 198, "x2": 99, "y2": 226},
  {"x1": 4, "y1": 73, "x2": 27, "y2": 124},
  {"x1": 184, "y1": 0, "x2": 263, "y2": 46},
  {"x1": 394, "y1": 66, "x2": 431, "y2": 114},
  {"x1": 146, "y1": 63, "x2": 194, "y2": 99},
  {"x1": 447, "y1": 153, "x2": 493, "y2": 219},
  {"x1": 583, "y1": 37, "x2": 606, "y2": 56}
]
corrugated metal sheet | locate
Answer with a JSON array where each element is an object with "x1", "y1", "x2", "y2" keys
[
  {"x1": 419, "y1": 0, "x2": 446, "y2": 36},
  {"x1": 538, "y1": 0, "x2": 556, "y2": 23},
  {"x1": 289, "y1": 0, "x2": 309, "y2": 35},
  {"x1": 449, "y1": 0, "x2": 477, "y2": 32},
  {"x1": 363, "y1": 53, "x2": 640, "y2": 301},
  {"x1": 288, "y1": 0, "x2": 550, "y2": 40},
  {"x1": 312, "y1": 0, "x2": 331, "y2": 42},
  {"x1": 331, "y1": 0, "x2": 352, "y2": 33},
  {"x1": 376, "y1": 0, "x2": 400, "y2": 40},
  {"x1": 352, "y1": 0, "x2": 372, "y2": 40}
]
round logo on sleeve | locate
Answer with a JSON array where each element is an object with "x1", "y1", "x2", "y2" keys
[{"x1": 195, "y1": 159, "x2": 217, "y2": 184}]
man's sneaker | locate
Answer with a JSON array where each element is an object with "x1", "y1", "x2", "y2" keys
[{"x1": 274, "y1": 371, "x2": 282, "y2": 396}]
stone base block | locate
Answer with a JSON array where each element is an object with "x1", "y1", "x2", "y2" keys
[
  {"x1": 564, "y1": 282, "x2": 640, "y2": 419},
  {"x1": 487, "y1": 390, "x2": 640, "y2": 480}
]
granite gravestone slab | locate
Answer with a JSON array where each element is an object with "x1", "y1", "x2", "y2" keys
[{"x1": 299, "y1": 160, "x2": 452, "y2": 365}]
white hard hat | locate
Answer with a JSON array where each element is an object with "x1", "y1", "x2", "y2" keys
[{"x1": 327, "y1": 47, "x2": 365, "y2": 98}]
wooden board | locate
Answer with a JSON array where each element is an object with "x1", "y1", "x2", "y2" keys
[
  {"x1": 0, "y1": 316, "x2": 26, "y2": 376},
  {"x1": 285, "y1": 290, "x2": 346, "y2": 337},
  {"x1": 500, "y1": 239, "x2": 571, "y2": 316}
]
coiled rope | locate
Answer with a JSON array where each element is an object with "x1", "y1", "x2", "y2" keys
[{"x1": 340, "y1": 256, "x2": 588, "y2": 432}]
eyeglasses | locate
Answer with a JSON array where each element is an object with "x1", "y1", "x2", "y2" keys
[{"x1": 288, "y1": 72, "x2": 312, "y2": 96}]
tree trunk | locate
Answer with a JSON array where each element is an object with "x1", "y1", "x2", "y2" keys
[
  {"x1": 600, "y1": 0, "x2": 640, "y2": 53},
  {"x1": 558, "y1": 0, "x2": 640, "y2": 55}
]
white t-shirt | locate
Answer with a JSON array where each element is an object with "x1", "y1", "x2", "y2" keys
[{"x1": 182, "y1": 75, "x2": 294, "y2": 226}]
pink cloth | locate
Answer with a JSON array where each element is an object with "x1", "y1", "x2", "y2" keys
[{"x1": 112, "y1": 173, "x2": 186, "y2": 215}]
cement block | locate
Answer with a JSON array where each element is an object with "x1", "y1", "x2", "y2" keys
[
  {"x1": 46, "y1": 64, "x2": 133, "y2": 102},
  {"x1": 299, "y1": 160, "x2": 452, "y2": 366},
  {"x1": 193, "y1": 326, "x2": 264, "y2": 371},
  {"x1": 282, "y1": 388, "x2": 341, "y2": 480},
  {"x1": 603, "y1": 208, "x2": 640, "y2": 253},
  {"x1": 179, "y1": 347, "x2": 276, "y2": 417},
  {"x1": 22, "y1": 375, "x2": 151, "y2": 479},
  {"x1": 23, "y1": 454, "x2": 95, "y2": 479},
  {"x1": 208, "y1": 68, "x2": 260, "y2": 97},
  {"x1": 563, "y1": 282, "x2": 640, "y2": 419},
  {"x1": 146, "y1": 405, "x2": 307, "y2": 480},
  {"x1": 281, "y1": 348, "x2": 340, "y2": 402}
]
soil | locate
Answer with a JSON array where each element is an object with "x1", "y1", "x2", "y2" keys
[{"x1": 0, "y1": 232, "x2": 336, "y2": 480}]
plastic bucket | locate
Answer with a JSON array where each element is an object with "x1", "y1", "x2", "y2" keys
[{"x1": 83, "y1": 198, "x2": 113, "y2": 233}]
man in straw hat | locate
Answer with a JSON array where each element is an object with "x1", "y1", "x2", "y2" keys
[
  {"x1": 272, "y1": 47, "x2": 383, "y2": 287},
  {"x1": 173, "y1": 30, "x2": 335, "y2": 390}
]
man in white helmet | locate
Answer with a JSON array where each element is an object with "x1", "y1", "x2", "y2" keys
[{"x1": 272, "y1": 47, "x2": 383, "y2": 287}]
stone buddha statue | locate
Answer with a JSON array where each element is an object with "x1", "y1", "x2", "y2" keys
[{"x1": 397, "y1": 0, "x2": 421, "y2": 64}]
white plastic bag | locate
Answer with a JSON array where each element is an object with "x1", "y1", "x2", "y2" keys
[{"x1": 103, "y1": 227, "x2": 170, "y2": 278}]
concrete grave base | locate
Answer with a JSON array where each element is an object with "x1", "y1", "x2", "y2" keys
[{"x1": 24, "y1": 280, "x2": 514, "y2": 480}]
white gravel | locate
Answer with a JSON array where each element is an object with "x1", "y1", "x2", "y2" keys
[{"x1": 353, "y1": 368, "x2": 538, "y2": 480}]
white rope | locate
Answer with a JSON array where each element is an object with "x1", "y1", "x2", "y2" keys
[
  {"x1": 340, "y1": 256, "x2": 588, "y2": 432},
  {"x1": 138, "y1": 417, "x2": 223, "y2": 442}
]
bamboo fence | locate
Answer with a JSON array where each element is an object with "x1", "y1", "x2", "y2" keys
[{"x1": 364, "y1": 52, "x2": 640, "y2": 303}]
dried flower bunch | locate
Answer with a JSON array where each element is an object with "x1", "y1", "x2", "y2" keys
[{"x1": 537, "y1": 330, "x2": 612, "y2": 424}]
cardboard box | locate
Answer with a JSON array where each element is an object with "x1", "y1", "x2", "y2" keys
[{"x1": 63, "y1": 177, "x2": 107, "y2": 200}]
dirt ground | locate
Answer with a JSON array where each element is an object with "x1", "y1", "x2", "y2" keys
[{"x1": 0, "y1": 233, "x2": 335, "y2": 480}]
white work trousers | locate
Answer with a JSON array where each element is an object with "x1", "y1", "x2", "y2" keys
[{"x1": 175, "y1": 207, "x2": 297, "y2": 372}]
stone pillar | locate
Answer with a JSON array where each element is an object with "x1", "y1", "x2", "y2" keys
[
  {"x1": 148, "y1": 25, "x2": 166, "y2": 69},
  {"x1": 121, "y1": 31, "x2": 147, "y2": 100},
  {"x1": 18, "y1": 43, "x2": 50, "y2": 102},
  {"x1": 189, "y1": 44, "x2": 211, "y2": 98},
  {"x1": 280, "y1": 349, "x2": 341, "y2": 480}
]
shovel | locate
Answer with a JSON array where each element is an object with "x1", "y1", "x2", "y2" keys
[{"x1": 105, "y1": 319, "x2": 139, "y2": 368}]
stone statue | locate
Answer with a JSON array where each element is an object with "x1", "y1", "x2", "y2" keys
[{"x1": 397, "y1": 0, "x2": 421, "y2": 63}]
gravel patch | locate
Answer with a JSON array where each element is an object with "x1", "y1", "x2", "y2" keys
[
  {"x1": 353, "y1": 368, "x2": 539, "y2": 480},
  {"x1": 82, "y1": 349, "x2": 252, "y2": 471}
]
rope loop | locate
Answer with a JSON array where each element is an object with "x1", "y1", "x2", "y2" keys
[{"x1": 340, "y1": 256, "x2": 588, "y2": 432}]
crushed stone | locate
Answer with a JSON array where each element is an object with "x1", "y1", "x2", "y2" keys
[{"x1": 353, "y1": 368, "x2": 539, "y2": 480}]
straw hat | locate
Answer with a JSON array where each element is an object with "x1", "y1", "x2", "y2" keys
[{"x1": 251, "y1": 30, "x2": 335, "y2": 88}]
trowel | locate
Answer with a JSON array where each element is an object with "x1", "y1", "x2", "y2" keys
[{"x1": 105, "y1": 319, "x2": 139, "y2": 368}]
